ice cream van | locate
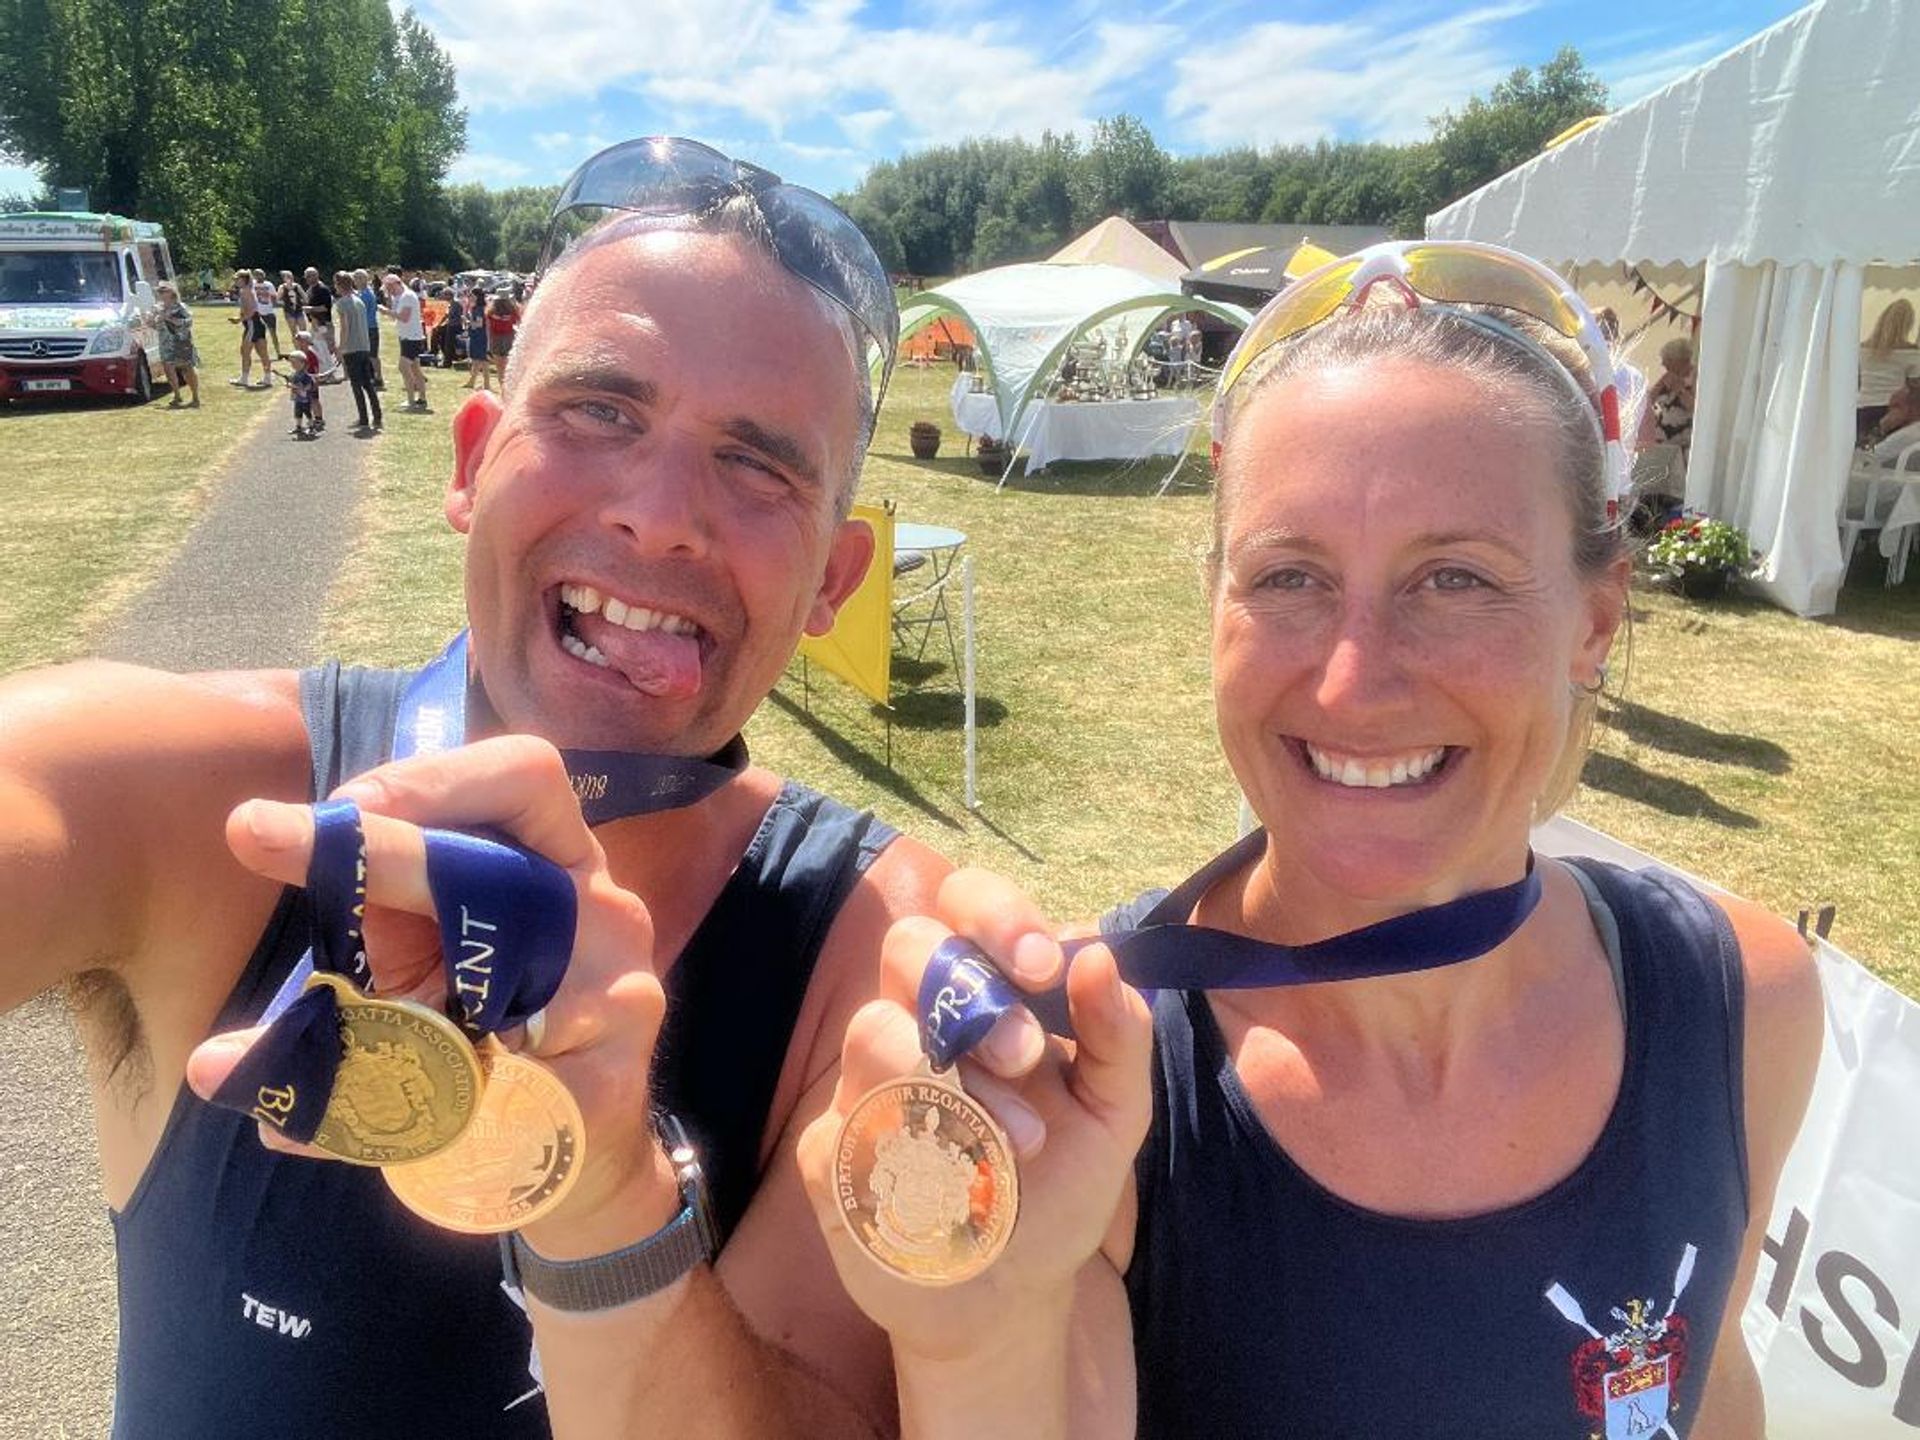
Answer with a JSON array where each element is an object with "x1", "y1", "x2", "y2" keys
[{"x1": 0, "y1": 212, "x2": 177, "y2": 403}]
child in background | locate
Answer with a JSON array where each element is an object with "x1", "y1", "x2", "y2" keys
[{"x1": 286, "y1": 352, "x2": 323, "y2": 438}]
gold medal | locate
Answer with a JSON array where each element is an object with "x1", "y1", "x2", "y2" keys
[
  {"x1": 303, "y1": 972, "x2": 482, "y2": 1166},
  {"x1": 383, "y1": 1044, "x2": 584, "y2": 1234},
  {"x1": 832, "y1": 1064, "x2": 1019, "y2": 1286}
]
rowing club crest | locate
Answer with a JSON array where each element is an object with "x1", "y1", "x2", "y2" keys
[{"x1": 1545, "y1": 1243, "x2": 1697, "y2": 1440}]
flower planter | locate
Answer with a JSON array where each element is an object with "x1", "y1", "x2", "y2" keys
[
  {"x1": 1674, "y1": 565, "x2": 1730, "y2": 601},
  {"x1": 908, "y1": 423, "x2": 942, "y2": 460},
  {"x1": 976, "y1": 442, "x2": 1008, "y2": 476}
]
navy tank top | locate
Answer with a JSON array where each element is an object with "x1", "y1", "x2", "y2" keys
[
  {"x1": 109, "y1": 662, "x2": 896, "y2": 1438},
  {"x1": 1124, "y1": 856, "x2": 1749, "y2": 1440}
]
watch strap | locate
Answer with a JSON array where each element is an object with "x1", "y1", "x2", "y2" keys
[
  {"x1": 502, "y1": 1111, "x2": 717, "y2": 1312},
  {"x1": 503, "y1": 1204, "x2": 710, "y2": 1312}
]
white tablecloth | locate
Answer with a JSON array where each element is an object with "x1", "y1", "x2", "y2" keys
[
  {"x1": 1016, "y1": 396, "x2": 1201, "y2": 472},
  {"x1": 948, "y1": 375, "x2": 1001, "y2": 439}
]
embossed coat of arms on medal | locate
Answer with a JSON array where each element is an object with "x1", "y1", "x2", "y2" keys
[{"x1": 1546, "y1": 1243, "x2": 1698, "y2": 1440}]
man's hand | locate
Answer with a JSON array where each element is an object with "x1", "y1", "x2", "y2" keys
[{"x1": 185, "y1": 734, "x2": 679, "y2": 1253}]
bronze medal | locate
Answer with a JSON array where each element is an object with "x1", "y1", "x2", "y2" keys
[
  {"x1": 302, "y1": 972, "x2": 482, "y2": 1166},
  {"x1": 832, "y1": 1065, "x2": 1019, "y2": 1286},
  {"x1": 383, "y1": 1045, "x2": 584, "y2": 1234}
]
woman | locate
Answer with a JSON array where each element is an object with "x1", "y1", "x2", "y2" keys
[
  {"x1": 484, "y1": 289, "x2": 520, "y2": 392},
  {"x1": 460, "y1": 287, "x2": 491, "y2": 390},
  {"x1": 798, "y1": 242, "x2": 1822, "y2": 1438},
  {"x1": 154, "y1": 281, "x2": 201, "y2": 408}
]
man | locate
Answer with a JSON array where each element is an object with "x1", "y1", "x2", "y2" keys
[
  {"x1": 2, "y1": 138, "x2": 936, "y2": 1437},
  {"x1": 353, "y1": 267, "x2": 385, "y2": 390},
  {"x1": 1870, "y1": 368, "x2": 1920, "y2": 463},
  {"x1": 331, "y1": 269, "x2": 382, "y2": 434},
  {"x1": 302, "y1": 265, "x2": 334, "y2": 352},
  {"x1": 383, "y1": 270, "x2": 429, "y2": 410}
]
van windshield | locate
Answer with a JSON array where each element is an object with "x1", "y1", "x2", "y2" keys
[{"x1": 0, "y1": 251, "x2": 122, "y2": 305}]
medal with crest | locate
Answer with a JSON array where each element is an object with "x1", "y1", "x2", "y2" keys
[{"x1": 833, "y1": 939, "x2": 1022, "y2": 1286}]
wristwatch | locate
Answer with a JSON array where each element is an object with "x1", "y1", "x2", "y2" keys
[{"x1": 500, "y1": 1112, "x2": 718, "y2": 1312}]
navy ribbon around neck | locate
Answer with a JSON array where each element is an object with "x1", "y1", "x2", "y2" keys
[
  {"x1": 210, "y1": 631, "x2": 748, "y2": 1137},
  {"x1": 919, "y1": 831, "x2": 1545, "y2": 1068}
]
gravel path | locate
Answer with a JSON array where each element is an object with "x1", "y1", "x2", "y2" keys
[{"x1": 1, "y1": 399, "x2": 372, "y2": 1439}]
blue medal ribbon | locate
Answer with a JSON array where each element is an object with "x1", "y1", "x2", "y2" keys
[
  {"x1": 923, "y1": 832, "x2": 1544, "y2": 1059},
  {"x1": 209, "y1": 630, "x2": 748, "y2": 1129}
]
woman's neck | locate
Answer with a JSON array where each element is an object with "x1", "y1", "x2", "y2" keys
[{"x1": 1198, "y1": 839, "x2": 1565, "y2": 1092}]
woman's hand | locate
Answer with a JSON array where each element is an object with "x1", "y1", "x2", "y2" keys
[
  {"x1": 796, "y1": 867, "x2": 1154, "y2": 1372},
  {"x1": 184, "y1": 735, "x2": 676, "y2": 1252}
]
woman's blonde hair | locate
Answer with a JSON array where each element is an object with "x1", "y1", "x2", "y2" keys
[
  {"x1": 1866, "y1": 299, "x2": 1915, "y2": 358},
  {"x1": 1212, "y1": 304, "x2": 1629, "y2": 820}
]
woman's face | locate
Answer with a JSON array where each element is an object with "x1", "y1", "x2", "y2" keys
[{"x1": 1211, "y1": 358, "x2": 1625, "y2": 911}]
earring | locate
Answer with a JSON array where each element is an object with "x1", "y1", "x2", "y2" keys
[{"x1": 1574, "y1": 663, "x2": 1608, "y2": 698}]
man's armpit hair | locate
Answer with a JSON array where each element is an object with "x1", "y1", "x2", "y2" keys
[{"x1": 66, "y1": 967, "x2": 152, "y2": 1103}]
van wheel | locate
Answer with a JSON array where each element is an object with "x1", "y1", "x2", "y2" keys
[{"x1": 130, "y1": 355, "x2": 153, "y2": 405}]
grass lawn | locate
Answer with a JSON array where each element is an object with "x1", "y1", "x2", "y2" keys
[
  {"x1": 319, "y1": 362, "x2": 1920, "y2": 988},
  {"x1": 0, "y1": 306, "x2": 278, "y2": 673}
]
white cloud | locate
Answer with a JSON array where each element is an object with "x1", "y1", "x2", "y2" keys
[
  {"x1": 1167, "y1": 2, "x2": 1538, "y2": 148},
  {"x1": 413, "y1": 0, "x2": 1179, "y2": 155},
  {"x1": 446, "y1": 151, "x2": 535, "y2": 184}
]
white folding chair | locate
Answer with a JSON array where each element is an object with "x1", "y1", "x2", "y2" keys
[{"x1": 1839, "y1": 458, "x2": 1886, "y2": 570}]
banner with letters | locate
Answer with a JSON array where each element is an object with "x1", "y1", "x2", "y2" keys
[{"x1": 1743, "y1": 940, "x2": 1920, "y2": 1437}]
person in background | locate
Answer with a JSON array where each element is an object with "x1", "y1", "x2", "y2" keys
[
  {"x1": 1858, "y1": 300, "x2": 1916, "y2": 442},
  {"x1": 460, "y1": 287, "x2": 491, "y2": 391},
  {"x1": 354, "y1": 268, "x2": 384, "y2": 391},
  {"x1": 154, "y1": 281, "x2": 201, "y2": 409},
  {"x1": 484, "y1": 288, "x2": 520, "y2": 394},
  {"x1": 331, "y1": 269, "x2": 382, "y2": 434},
  {"x1": 231, "y1": 268, "x2": 273, "y2": 388},
  {"x1": 277, "y1": 270, "x2": 304, "y2": 339},
  {"x1": 1635, "y1": 335, "x2": 1695, "y2": 515},
  {"x1": 303, "y1": 265, "x2": 335, "y2": 354},
  {"x1": 284, "y1": 350, "x2": 323, "y2": 438},
  {"x1": 253, "y1": 270, "x2": 284, "y2": 361},
  {"x1": 1868, "y1": 368, "x2": 1920, "y2": 464},
  {"x1": 383, "y1": 270, "x2": 430, "y2": 411}
]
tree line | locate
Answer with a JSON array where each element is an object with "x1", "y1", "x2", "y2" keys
[
  {"x1": 0, "y1": 0, "x2": 466, "y2": 271},
  {"x1": 0, "y1": 20, "x2": 1606, "y2": 279},
  {"x1": 837, "y1": 48, "x2": 1608, "y2": 278}
]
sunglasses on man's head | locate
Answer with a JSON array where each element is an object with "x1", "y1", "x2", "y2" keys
[{"x1": 541, "y1": 137, "x2": 899, "y2": 404}]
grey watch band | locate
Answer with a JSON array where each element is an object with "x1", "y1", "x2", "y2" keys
[{"x1": 501, "y1": 1113, "x2": 717, "y2": 1312}]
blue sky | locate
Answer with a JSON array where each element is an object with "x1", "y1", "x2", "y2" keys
[{"x1": 1, "y1": 0, "x2": 1808, "y2": 201}]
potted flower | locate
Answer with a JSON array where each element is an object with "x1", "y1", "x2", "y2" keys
[
  {"x1": 909, "y1": 420, "x2": 942, "y2": 460},
  {"x1": 1645, "y1": 512, "x2": 1760, "y2": 600},
  {"x1": 975, "y1": 436, "x2": 1009, "y2": 476}
]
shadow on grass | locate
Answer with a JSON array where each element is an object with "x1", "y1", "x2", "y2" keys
[
  {"x1": 1816, "y1": 555, "x2": 1920, "y2": 642},
  {"x1": 873, "y1": 688, "x2": 1009, "y2": 732},
  {"x1": 1580, "y1": 751, "x2": 1761, "y2": 829},
  {"x1": 968, "y1": 808, "x2": 1044, "y2": 865},
  {"x1": 765, "y1": 688, "x2": 963, "y2": 830},
  {"x1": 1600, "y1": 698, "x2": 1791, "y2": 775}
]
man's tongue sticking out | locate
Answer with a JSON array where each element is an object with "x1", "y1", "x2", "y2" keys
[{"x1": 570, "y1": 610, "x2": 705, "y2": 699}]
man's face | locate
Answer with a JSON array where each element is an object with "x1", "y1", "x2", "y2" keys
[{"x1": 446, "y1": 229, "x2": 873, "y2": 754}]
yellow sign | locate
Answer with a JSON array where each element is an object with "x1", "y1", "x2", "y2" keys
[{"x1": 796, "y1": 500, "x2": 894, "y2": 706}]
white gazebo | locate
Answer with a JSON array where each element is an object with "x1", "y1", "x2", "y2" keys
[
  {"x1": 899, "y1": 262, "x2": 1248, "y2": 479},
  {"x1": 1427, "y1": 0, "x2": 1920, "y2": 615}
]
